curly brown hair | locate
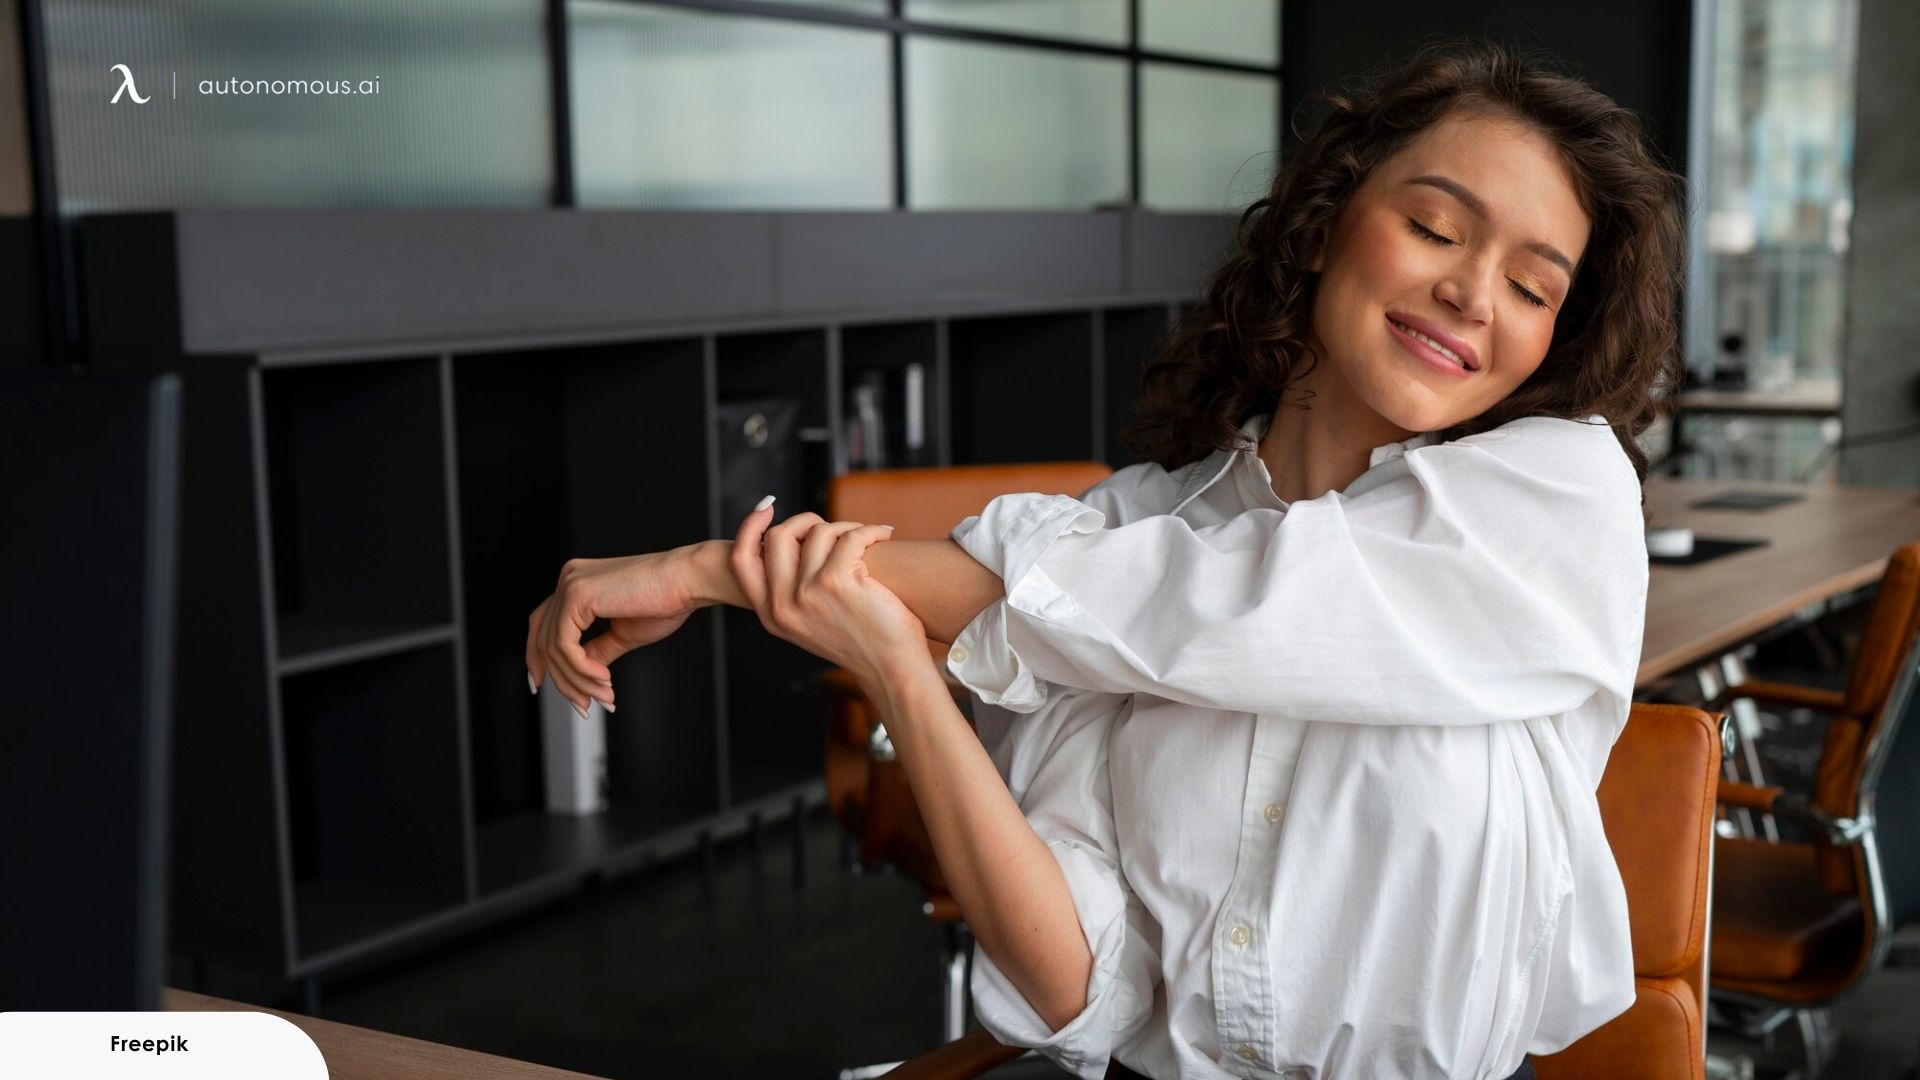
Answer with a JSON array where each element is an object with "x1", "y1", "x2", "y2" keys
[{"x1": 1122, "y1": 38, "x2": 1688, "y2": 484}]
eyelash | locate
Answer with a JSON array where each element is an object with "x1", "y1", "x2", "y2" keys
[{"x1": 1405, "y1": 218, "x2": 1551, "y2": 310}]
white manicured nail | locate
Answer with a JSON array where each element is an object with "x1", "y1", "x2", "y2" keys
[
  {"x1": 527, "y1": 671, "x2": 538, "y2": 695},
  {"x1": 754, "y1": 494, "x2": 776, "y2": 512},
  {"x1": 880, "y1": 524, "x2": 894, "y2": 530}
]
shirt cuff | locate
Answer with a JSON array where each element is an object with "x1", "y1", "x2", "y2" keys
[
  {"x1": 947, "y1": 494, "x2": 1106, "y2": 713},
  {"x1": 968, "y1": 839, "x2": 1154, "y2": 1079}
]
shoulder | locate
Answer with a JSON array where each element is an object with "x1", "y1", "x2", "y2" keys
[
  {"x1": 1416, "y1": 414, "x2": 1639, "y2": 507},
  {"x1": 1075, "y1": 460, "x2": 1193, "y2": 526}
]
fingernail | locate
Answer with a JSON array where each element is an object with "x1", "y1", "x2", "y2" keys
[
  {"x1": 754, "y1": 494, "x2": 776, "y2": 512},
  {"x1": 528, "y1": 671, "x2": 538, "y2": 695},
  {"x1": 881, "y1": 524, "x2": 895, "y2": 531},
  {"x1": 602, "y1": 699, "x2": 617, "y2": 714},
  {"x1": 574, "y1": 701, "x2": 589, "y2": 721}
]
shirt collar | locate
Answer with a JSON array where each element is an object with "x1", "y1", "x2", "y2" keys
[{"x1": 1170, "y1": 412, "x2": 1439, "y2": 515}]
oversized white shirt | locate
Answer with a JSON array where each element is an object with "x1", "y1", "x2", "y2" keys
[{"x1": 947, "y1": 413, "x2": 1646, "y2": 1080}]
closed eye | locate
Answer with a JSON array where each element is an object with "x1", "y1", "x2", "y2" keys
[{"x1": 1406, "y1": 218, "x2": 1552, "y2": 310}]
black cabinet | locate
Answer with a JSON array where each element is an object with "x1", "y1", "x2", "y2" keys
[{"x1": 79, "y1": 208, "x2": 1226, "y2": 982}]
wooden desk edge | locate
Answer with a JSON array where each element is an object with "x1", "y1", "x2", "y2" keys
[
  {"x1": 164, "y1": 988, "x2": 611, "y2": 1080},
  {"x1": 1636, "y1": 557, "x2": 1890, "y2": 688}
]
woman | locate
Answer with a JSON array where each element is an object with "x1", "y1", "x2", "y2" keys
[{"x1": 526, "y1": 41, "x2": 1686, "y2": 1079}]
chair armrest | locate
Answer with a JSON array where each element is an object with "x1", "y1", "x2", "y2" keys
[
  {"x1": 884, "y1": 1028, "x2": 1026, "y2": 1080},
  {"x1": 1717, "y1": 780, "x2": 1784, "y2": 813},
  {"x1": 1716, "y1": 781, "x2": 1872, "y2": 845},
  {"x1": 1704, "y1": 680, "x2": 1846, "y2": 715}
]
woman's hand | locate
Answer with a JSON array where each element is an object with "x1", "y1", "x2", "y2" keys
[
  {"x1": 729, "y1": 504, "x2": 930, "y2": 694},
  {"x1": 525, "y1": 548, "x2": 706, "y2": 718}
]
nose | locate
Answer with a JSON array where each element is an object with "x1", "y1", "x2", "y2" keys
[{"x1": 1433, "y1": 258, "x2": 1494, "y2": 324}]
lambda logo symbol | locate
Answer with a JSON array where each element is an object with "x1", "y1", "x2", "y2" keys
[{"x1": 109, "y1": 64, "x2": 149, "y2": 104}]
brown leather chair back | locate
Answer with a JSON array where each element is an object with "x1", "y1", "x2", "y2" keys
[
  {"x1": 828, "y1": 462, "x2": 1115, "y2": 542},
  {"x1": 1813, "y1": 544, "x2": 1920, "y2": 893},
  {"x1": 1534, "y1": 703, "x2": 1723, "y2": 1080}
]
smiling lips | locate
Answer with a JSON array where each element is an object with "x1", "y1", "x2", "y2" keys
[{"x1": 1386, "y1": 313, "x2": 1480, "y2": 373}]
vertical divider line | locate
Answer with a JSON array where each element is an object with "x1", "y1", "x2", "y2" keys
[
  {"x1": 547, "y1": 0, "x2": 577, "y2": 207},
  {"x1": 1127, "y1": 0, "x2": 1141, "y2": 207},
  {"x1": 246, "y1": 367, "x2": 302, "y2": 974},
  {"x1": 890, "y1": 0, "x2": 907, "y2": 209},
  {"x1": 703, "y1": 335, "x2": 732, "y2": 812},
  {"x1": 826, "y1": 324, "x2": 847, "y2": 478},
  {"x1": 438, "y1": 353, "x2": 482, "y2": 902},
  {"x1": 1089, "y1": 310, "x2": 1106, "y2": 463},
  {"x1": 934, "y1": 318, "x2": 952, "y2": 466}
]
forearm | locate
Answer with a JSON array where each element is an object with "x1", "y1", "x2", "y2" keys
[
  {"x1": 870, "y1": 658, "x2": 1093, "y2": 1032},
  {"x1": 683, "y1": 537, "x2": 1001, "y2": 644}
]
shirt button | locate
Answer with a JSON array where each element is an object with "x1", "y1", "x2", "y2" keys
[
  {"x1": 1236, "y1": 1044, "x2": 1258, "y2": 1061},
  {"x1": 948, "y1": 644, "x2": 970, "y2": 664},
  {"x1": 1228, "y1": 924, "x2": 1251, "y2": 948},
  {"x1": 1263, "y1": 803, "x2": 1282, "y2": 825}
]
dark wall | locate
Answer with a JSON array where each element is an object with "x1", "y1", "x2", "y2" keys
[
  {"x1": 0, "y1": 216, "x2": 44, "y2": 367},
  {"x1": 1283, "y1": 2, "x2": 1694, "y2": 171}
]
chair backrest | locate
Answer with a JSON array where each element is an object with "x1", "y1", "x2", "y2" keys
[
  {"x1": 1535, "y1": 703, "x2": 1723, "y2": 1080},
  {"x1": 828, "y1": 462, "x2": 1114, "y2": 541},
  {"x1": 1815, "y1": 544, "x2": 1920, "y2": 893},
  {"x1": 1842, "y1": 544, "x2": 1920, "y2": 717},
  {"x1": 1851, "y1": 622, "x2": 1920, "y2": 939}
]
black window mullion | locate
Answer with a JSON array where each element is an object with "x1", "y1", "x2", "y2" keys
[
  {"x1": 1127, "y1": 0, "x2": 1141, "y2": 208},
  {"x1": 891, "y1": 0, "x2": 906, "y2": 209},
  {"x1": 547, "y1": 0, "x2": 577, "y2": 207}
]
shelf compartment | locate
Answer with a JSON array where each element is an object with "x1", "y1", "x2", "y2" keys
[
  {"x1": 451, "y1": 341, "x2": 720, "y2": 830},
  {"x1": 281, "y1": 643, "x2": 468, "y2": 960},
  {"x1": 948, "y1": 311, "x2": 1097, "y2": 464},
  {"x1": 1100, "y1": 305, "x2": 1176, "y2": 469},
  {"x1": 259, "y1": 358, "x2": 453, "y2": 661},
  {"x1": 474, "y1": 802, "x2": 711, "y2": 896},
  {"x1": 840, "y1": 320, "x2": 943, "y2": 470}
]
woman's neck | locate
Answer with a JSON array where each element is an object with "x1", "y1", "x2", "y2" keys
[{"x1": 1257, "y1": 358, "x2": 1418, "y2": 504}]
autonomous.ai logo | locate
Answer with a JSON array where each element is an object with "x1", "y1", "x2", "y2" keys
[{"x1": 109, "y1": 63, "x2": 149, "y2": 104}]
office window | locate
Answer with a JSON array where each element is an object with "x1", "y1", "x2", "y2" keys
[
  {"x1": 1140, "y1": 0, "x2": 1279, "y2": 67},
  {"x1": 905, "y1": 0, "x2": 1126, "y2": 48},
  {"x1": 1697, "y1": 0, "x2": 1858, "y2": 385},
  {"x1": 1672, "y1": 0, "x2": 1857, "y2": 483},
  {"x1": 44, "y1": 0, "x2": 552, "y2": 211},
  {"x1": 1141, "y1": 64, "x2": 1277, "y2": 212},
  {"x1": 570, "y1": 1, "x2": 891, "y2": 209},
  {"x1": 906, "y1": 38, "x2": 1127, "y2": 209}
]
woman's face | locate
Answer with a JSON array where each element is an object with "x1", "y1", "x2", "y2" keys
[{"x1": 1307, "y1": 109, "x2": 1592, "y2": 435}]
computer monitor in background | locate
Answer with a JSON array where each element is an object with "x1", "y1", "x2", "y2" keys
[{"x1": 0, "y1": 368, "x2": 181, "y2": 1011}]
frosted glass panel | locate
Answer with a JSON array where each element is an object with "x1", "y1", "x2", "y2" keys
[
  {"x1": 571, "y1": 1, "x2": 891, "y2": 209},
  {"x1": 761, "y1": 0, "x2": 889, "y2": 12},
  {"x1": 906, "y1": 0, "x2": 1125, "y2": 46},
  {"x1": 1141, "y1": 0, "x2": 1280, "y2": 67},
  {"x1": 1142, "y1": 64, "x2": 1276, "y2": 212},
  {"x1": 45, "y1": 0, "x2": 551, "y2": 211},
  {"x1": 907, "y1": 38, "x2": 1126, "y2": 209}
]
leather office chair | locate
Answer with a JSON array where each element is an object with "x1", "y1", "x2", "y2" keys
[
  {"x1": 886, "y1": 703, "x2": 1729, "y2": 1080},
  {"x1": 1704, "y1": 543, "x2": 1920, "y2": 1074},
  {"x1": 823, "y1": 462, "x2": 1114, "y2": 1045}
]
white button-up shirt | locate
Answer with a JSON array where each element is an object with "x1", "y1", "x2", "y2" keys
[{"x1": 948, "y1": 413, "x2": 1646, "y2": 1080}]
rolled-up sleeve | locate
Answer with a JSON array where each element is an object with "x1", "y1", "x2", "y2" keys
[
  {"x1": 969, "y1": 688, "x2": 1160, "y2": 1078},
  {"x1": 947, "y1": 417, "x2": 1648, "y2": 725}
]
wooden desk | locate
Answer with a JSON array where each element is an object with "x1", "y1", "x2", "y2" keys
[
  {"x1": 164, "y1": 989, "x2": 608, "y2": 1080},
  {"x1": 1637, "y1": 478, "x2": 1920, "y2": 686},
  {"x1": 1672, "y1": 377, "x2": 1842, "y2": 418}
]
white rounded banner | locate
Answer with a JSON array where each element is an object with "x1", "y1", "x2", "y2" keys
[{"x1": 0, "y1": 1011, "x2": 327, "y2": 1077}]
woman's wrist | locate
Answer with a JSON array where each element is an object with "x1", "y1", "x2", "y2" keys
[
  {"x1": 675, "y1": 539, "x2": 746, "y2": 610},
  {"x1": 864, "y1": 648, "x2": 951, "y2": 721}
]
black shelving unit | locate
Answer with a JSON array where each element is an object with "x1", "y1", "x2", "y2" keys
[{"x1": 79, "y1": 208, "x2": 1230, "y2": 987}]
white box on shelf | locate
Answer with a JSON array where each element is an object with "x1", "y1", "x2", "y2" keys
[{"x1": 540, "y1": 685, "x2": 609, "y2": 816}]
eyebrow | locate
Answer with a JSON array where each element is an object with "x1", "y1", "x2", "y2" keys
[{"x1": 1403, "y1": 174, "x2": 1577, "y2": 277}]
